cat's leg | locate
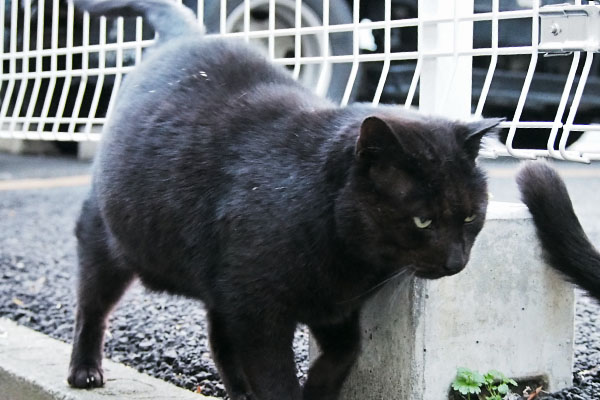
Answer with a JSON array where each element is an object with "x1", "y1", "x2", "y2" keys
[
  {"x1": 233, "y1": 317, "x2": 302, "y2": 400},
  {"x1": 68, "y1": 200, "x2": 135, "y2": 388},
  {"x1": 303, "y1": 312, "x2": 361, "y2": 400},
  {"x1": 206, "y1": 310, "x2": 253, "y2": 400}
]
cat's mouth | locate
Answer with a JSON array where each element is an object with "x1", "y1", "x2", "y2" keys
[{"x1": 412, "y1": 265, "x2": 466, "y2": 280}]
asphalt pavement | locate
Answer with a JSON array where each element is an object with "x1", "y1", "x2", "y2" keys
[{"x1": 0, "y1": 152, "x2": 598, "y2": 399}]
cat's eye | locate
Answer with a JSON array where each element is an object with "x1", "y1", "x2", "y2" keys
[
  {"x1": 413, "y1": 217, "x2": 432, "y2": 229},
  {"x1": 464, "y1": 214, "x2": 477, "y2": 223}
]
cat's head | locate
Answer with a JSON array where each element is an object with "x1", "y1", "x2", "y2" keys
[{"x1": 337, "y1": 112, "x2": 501, "y2": 280}]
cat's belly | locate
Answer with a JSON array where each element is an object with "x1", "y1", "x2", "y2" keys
[{"x1": 100, "y1": 214, "x2": 216, "y2": 303}]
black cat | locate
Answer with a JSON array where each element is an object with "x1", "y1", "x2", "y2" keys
[
  {"x1": 517, "y1": 162, "x2": 600, "y2": 301},
  {"x1": 68, "y1": 1, "x2": 501, "y2": 399}
]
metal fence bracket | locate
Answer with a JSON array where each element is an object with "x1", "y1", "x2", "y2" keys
[{"x1": 539, "y1": 3, "x2": 600, "y2": 55}]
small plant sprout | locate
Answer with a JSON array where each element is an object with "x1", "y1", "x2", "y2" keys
[
  {"x1": 483, "y1": 370, "x2": 518, "y2": 400},
  {"x1": 452, "y1": 368, "x2": 485, "y2": 399},
  {"x1": 452, "y1": 367, "x2": 518, "y2": 400}
]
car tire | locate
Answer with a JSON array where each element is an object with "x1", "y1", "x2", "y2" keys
[{"x1": 202, "y1": 0, "x2": 355, "y2": 104}]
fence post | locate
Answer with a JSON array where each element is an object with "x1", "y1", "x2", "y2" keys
[{"x1": 418, "y1": 0, "x2": 473, "y2": 118}]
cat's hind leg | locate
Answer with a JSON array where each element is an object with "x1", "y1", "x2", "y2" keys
[
  {"x1": 68, "y1": 198, "x2": 135, "y2": 388},
  {"x1": 227, "y1": 315, "x2": 302, "y2": 400},
  {"x1": 303, "y1": 312, "x2": 361, "y2": 400},
  {"x1": 207, "y1": 310, "x2": 253, "y2": 400}
]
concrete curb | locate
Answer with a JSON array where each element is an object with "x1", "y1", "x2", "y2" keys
[{"x1": 0, "y1": 318, "x2": 218, "y2": 400}]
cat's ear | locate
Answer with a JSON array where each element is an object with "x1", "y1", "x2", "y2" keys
[
  {"x1": 355, "y1": 116, "x2": 401, "y2": 162},
  {"x1": 462, "y1": 118, "x2": 504, "y2": 159}
]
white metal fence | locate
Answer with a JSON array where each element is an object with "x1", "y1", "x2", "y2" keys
[{"x1": 1, "y1": 0, "x2": 599, "y2": 162}]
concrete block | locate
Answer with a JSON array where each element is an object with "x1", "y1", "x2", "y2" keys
[
  {"x1": 313, "y1": 201, "x2": 575, "y2": 400},
  {"x1": 0, "y1": 318, "x2": 218, "y2": 400}
]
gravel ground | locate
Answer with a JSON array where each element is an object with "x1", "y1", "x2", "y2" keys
[{"x1": 0, "y1": 154, "x2": 599, "y2": 399}]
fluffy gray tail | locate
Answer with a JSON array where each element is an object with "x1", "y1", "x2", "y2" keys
[
  {"x1": 517, "y1": 162, "x2": 600, "y2": 300},
  {"x1": 73, "y1": 0, "x2": 203, "y2": 41}
]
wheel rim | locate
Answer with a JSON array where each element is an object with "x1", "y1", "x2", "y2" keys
[{"x1": 225, "y1": 0, "x2": 332, "y2": 97}]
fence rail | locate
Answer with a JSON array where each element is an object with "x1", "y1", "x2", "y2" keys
[{"x1": 1, "y1": 0, "x2": 599, "y2": 162}]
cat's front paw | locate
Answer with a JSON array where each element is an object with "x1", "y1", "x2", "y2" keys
[{"x1": 67, "y1": 364, "x2": 104, "y2": 388}]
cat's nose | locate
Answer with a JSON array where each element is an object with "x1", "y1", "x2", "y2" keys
[
  {"x1": 444, "y1": 258, "x2": 465, "y2": 274},
  {"x1": 444, "y1": 244, "x2": 466, "y2": 274}
]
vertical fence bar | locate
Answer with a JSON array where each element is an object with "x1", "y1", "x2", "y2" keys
[
  {"x1": 197, "y1": 0, "x2": 204, "y2": 29},
  {"x1": 340, "y1": 0, "x2": 360, "y2": 107},
  {"x1": 560, "y1": 51, "x2": 594, "y2": 162},
  {"x1": 220, "y1": 0, "x2": 227, "y2": 34},
  {"x1": 68, "y1": 10, "x2": 91, "y2": 136},
  {"x1": 23, "y1": 0, "x2": 46, "y2": 134},
  {"x1": 84, "y1": 15, "x2": 106, "y2": 134},
  {"x1": 104, "y1": 16, "x2": 124, "y2": 120},
  {"x1": 418, "y1": 0, "x2": 473, "y2": 119},
  {"x1": 315, "y1": 0, "x2": 330, "y2": 97},
  {"x1": 9, "y1": 0, "x2": 32, "y2": 135},
  {"x1": 546, "y1": 52, "x2": 580, "y2": 159},
  {"x1": 0, "y1": 0, "x2": 20, "y2": 131},
  {"x1": 474, "y1": 0, "x2": 499, "y2": 117},
  {"x1": 243, "y1": 0, "x2": 250, "y2": 43},
  {"x1": 82, "y1": 12, "x2": 92, "y2": 139},
  {"x1": 135, "y1": 16, "x2": 143, "y2": 63},
  {"x1": 506, "y1": 0, "x2": 539, "y2": 159},
  {"x1": 292, "y1": 0, "x2": 302, "y2": 79},
  {"x1": 268, "y1": 0, "x2": 275, "y2": 59},
  {"x1": 36, "y1": 0, "x2": 60, "y2": 138},
  {"x1": 52, "y1": 1, "x2": 75, "y2": 138},
  {"x1": 0, "y1": 0, "x2": 5, "y2": 101},
  {"x1": 371, "y1": 0, "x2": 391, "y2": 106}
]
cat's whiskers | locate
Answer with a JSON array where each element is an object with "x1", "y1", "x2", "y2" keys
[
  {"x1": 387, "y1": 269, "x2": 416, "y2": 308},
  {"x1": 336, "y1": 267, "x2": 413, "y2": 305}
]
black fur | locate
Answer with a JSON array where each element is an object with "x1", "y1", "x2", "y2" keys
[
  {"x1": 68, "y1": 1, "x2": 501, "y2": 399},
  {"x1": 517, "y1": 162, "x2": 600, "y2": 300}
]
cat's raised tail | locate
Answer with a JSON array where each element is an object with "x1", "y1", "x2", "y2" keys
[
  {"x1": 517, "y1": 162, "x2": 600, "y2": 300},
  {"x1": 72, "y1": 0, "x2": 203, "y2": 41}
]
